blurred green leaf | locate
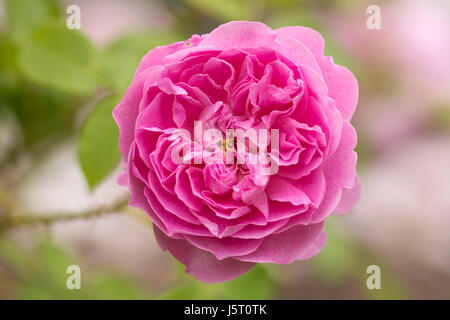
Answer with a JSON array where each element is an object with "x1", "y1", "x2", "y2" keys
[
  {"x1": 36, "y1": 240, "x2": 73, "y2": 283},
  {"x1": 363, "y1": 266, "x2": 407, "y2": 300},
  {"x1": 5, "y1": 0, "x2": 60, "y2": 41},
  {"x1": 87, "y1": 274, "x2": 149, "y2": 300},
  {"x1": 17, "y1": 23, "x2": 97, "y2": 96},
  {"x1": 312, "y1": 220, "x2": 408, "y2": 299},
  {"x1": 19, "y1": 240, "x2": 79, "y2": 299},
  {"x1": 267, "y1": 9, "x2": 322, "y2": 30},
  {"x1": 0, "y1": 238, "x2": 81, "y2": 299},
  {"x1": 181, "y1": 0, "x2": 252, "y2": 21},
  {"x1": 78, "y1": 95, "x2": 121, "y2": 189},
  {"x1": 12, "y1": 85, "x2": 78, "y2": 147},
  {"x1": 430, "y1": 105, "x2": 450, "y2": 131},
  {"x1": 157, "y1": 284, "x2": 213, "y2": 300},
  {"x1": 99, "y1": 33, "x2": 180, "y2": 93},
  {"x1": 162, "y1": 260, "x2": 273, "y2": 300},
  {"x1": 0, "y1": 38, "x2": 19, "y2": 102},
  {"x1": 173, "y1": 259, "x2": 189, "y2": 280},
  {"x1": 0, "y1": 238, "x2": 150, "y2": 299},
  {"x1": 218, "y1": 265, "x2": 273, "y2": 300},
  {"x1": 312, "y1": 220, "x2": 359, "y2": 284},
  {"x1": 0, "y1": 239, "x2": 29, "y2": 274}
]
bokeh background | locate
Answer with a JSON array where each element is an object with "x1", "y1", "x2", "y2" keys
[{"x1": 0, "y1": 0, "x2": 449, "y2": 299}]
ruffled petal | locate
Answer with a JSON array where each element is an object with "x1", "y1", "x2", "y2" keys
[
  {"x1": 276, "y1": 26, "x2": 358, "y2": 120},
  {"x1": 333, "y1": 175, "x2": 361, "y2": 215},
  {"x1": 235, "y1": 221, "x2": 324, "y2": 264},
  {"x1": 184, "y1": 234, "x2": 263, "y2": 260},
  {"x1": 154, "y1": 226, "x2": 255, "y2": 283},
  {"x1": 321, "y1": 61, "x2": 359, "y2": 121},
  {"x1": 200, "y1": 21, "x2": 277, "y2": 49},
  {"x1": 311, "y1": 121, "x2": 358, "y2": 222}
]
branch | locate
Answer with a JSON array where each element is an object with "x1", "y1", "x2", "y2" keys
[{"x1": 0, "y1": 196, "x2": 130, "y2": 232}]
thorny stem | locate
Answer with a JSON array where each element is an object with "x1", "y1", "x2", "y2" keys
[{"x1": 0, "y1": 195, "x2": 130, "y2": 232}]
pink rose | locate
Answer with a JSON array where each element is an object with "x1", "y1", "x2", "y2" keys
[{"x1": 113, "y1": 21, "x2": 360, "y2": 283}]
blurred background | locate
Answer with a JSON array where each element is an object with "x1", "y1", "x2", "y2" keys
[{"x1": 0, "y1": 0, "x2": 449, "y2": 299}]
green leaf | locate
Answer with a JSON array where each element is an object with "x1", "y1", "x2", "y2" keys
[
  {"x1": 36, "y1": 240, "x2": 73, "y2": 282},
  {"x1": 430, "y1": 104, "x2": 450, "y2": 131},
  {"x1": 0, "y1": 238, "x2": 150, "y2": 299},
  {"x1": 87, "y1": 274, "x2": 149, "y2": 300},
  {"x1": 99, "y1": 33, "x2": 180, "y2": 93},
  {"x1": 157, "y1": 284, "x2": 213, "y2": 300},
  {"x1": 166, "y1": 259, "x2": 273, "y2": 299},
  {"x1": 218, "y1": 265, "x2": 273, "y2": 299},
  {"x1": 182, "y1": 0, "x2": 252, "y2": 21},
  {"x1": 12, "y1": 85, "x2": 79, "y2": 147},
  {"x1": 267, "y1": 9, "x2": 322, "y2": 31},
  {"x1": 312, "y1": 220, "x2": 359, "y2": 284},
  {"x1": 5, "y1": 0, "x2": 60, "y2": 41},
  {"x1": 78, "y1": 95, "x2": 121, "y2": 189},
  {"x1": 0, "y1": 239, "x2": 29, "y2": 274},
  {"x1": 0, "y1": 38, "x2": 18, "y2": 101},
  {"x1": 17, "y1": 23, "x2": 97, "y2": 96},
  {"x1": 363, "y1": 267, "x2": 407, "y2": 300},
  {"x1": 0, "y1": 238, "x2": 83, "y2": 299}
]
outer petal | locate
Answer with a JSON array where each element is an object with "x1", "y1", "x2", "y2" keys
[
  {"x1": 235, "y1": 221, "x2": 324, "y2": 264},
  {"x1": 311, "y1": 121, "x2": 358, "y2": 222},
  {"x1": 183, "y1": 235, "x2": 263, "y2": 260},
  {"x1": 333, "y1": 175, "x2": 361, "y2": 215},
  {"x1": 134, "y1": 35, "x2": 203, "y2": 77},
  {"x1": 275, "y1": 38, "x2": 322, "y2": 76},
  {"x1": 154, "y1": 226, "x2": 255, "y2": 283},
  {"x1": 276, "y1": 26, "x2": 325, "y2": 60},
  {"x1": 126, "y1": 143, "x2": 168, "y2": 235},
  {"x1": 276, "y1": 26, "x2": 358, "y2": 120},
  {"x1": 200, "y1": 21, "x2": 277, "y2": 48},
  {"x1": 321, "y1": 61, "x2": 359, "y2": 121},
  {"x1": 113, "y1": 67, "x2": 162, "y2": 159},
  {"x1": 266, "y1": 176, "x2": 311, "y2": 206},
  {"x1": 299, "y1": 230, "x2": 327, "y2": 259}
]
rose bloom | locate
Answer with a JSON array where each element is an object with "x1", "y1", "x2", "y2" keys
[{"x1": 113, "y1": 21, "x2": 360, "y2": 283}]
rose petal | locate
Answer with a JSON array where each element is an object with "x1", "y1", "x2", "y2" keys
[
  {"x1": 154, "y1": 226, "x2": 255, "y2": 283},
  {"x1": 184, "y1": 234, "x2": 263, "y2": 260},
  {"x1": 266, "y1": 176, "x2": 311, "y2": 206},
  {"x1": 321, "y1": 60, "x2": 359, "y2": 121},
  {"x1": 333, "y1": 175, "x2": 361, "y2": 215},
  {"x1": 235, "y1": 221, "x2": 324, "y2": 264},
  {"x1": 299, "y1": 229, "x2": 327, "y2": 259},
  {"x1": 311, "y1": 121, "x2": 358, "y2": 222},
  {"x1": 200, "y1": 21, "x2": 277, "y2": 48}
]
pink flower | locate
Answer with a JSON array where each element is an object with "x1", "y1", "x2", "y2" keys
[{"x1": 113, "y1": 21, "x2": 360, "y2": 283}]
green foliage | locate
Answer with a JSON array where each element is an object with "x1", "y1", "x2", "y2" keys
[
  {"x1": 11, "y1": 85, "x2": 78, "y2": 147},
  {"x1": 78, "y1": 95, "x2": 121, "y2": 189},
  {"x1": 157, "y1": 262, "x2": 273, "y2": 300},
  {"x1": 218, "y1": 265, "x2": 273, "y2": 299},
  {"x1": 312, "y1": 220, "x2": 360, "y2": 284},
  {"x1": 181, "y1": 0, "x2": 253, "y2": 21},
  {"x1": 364, "y1": 268, "x2": 407, "y2": 300},
  {"x1": 0, "y1": 238, "x2": 80, "y2": 299},
  {"x1": 312, "y1": 220, "x2": 408, "y2": 299},
  {"x1": 430, "y1": 105, "x2": 450, "y2": 131},
  {"x1": 0, "y1": 238, "x2": 150, "y2": 299},
  {"x1": 267, "y1": 9, "x2": 321, "y2": 30},
  {"x1": 17, "y1": 23, "x2": 97, "y2": 96},
  {"x1": 88, "y1": 274, "x2": 149, "y2": 300},
  {"x1": 0, "y1": 38, "x2": 18, "y2": 99},
  {"x1": 157, "y1": 284, "x2": 215, "y2": 300},
  {"x1": 99, "y1": 33, "x2": 180, "y2": 93},
  {"x1": 0, "y1": 3, "x2": 87, "y2": 151},
  {"x1": 5, "y1": 0, "x2": 59, "y2": 41}
]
